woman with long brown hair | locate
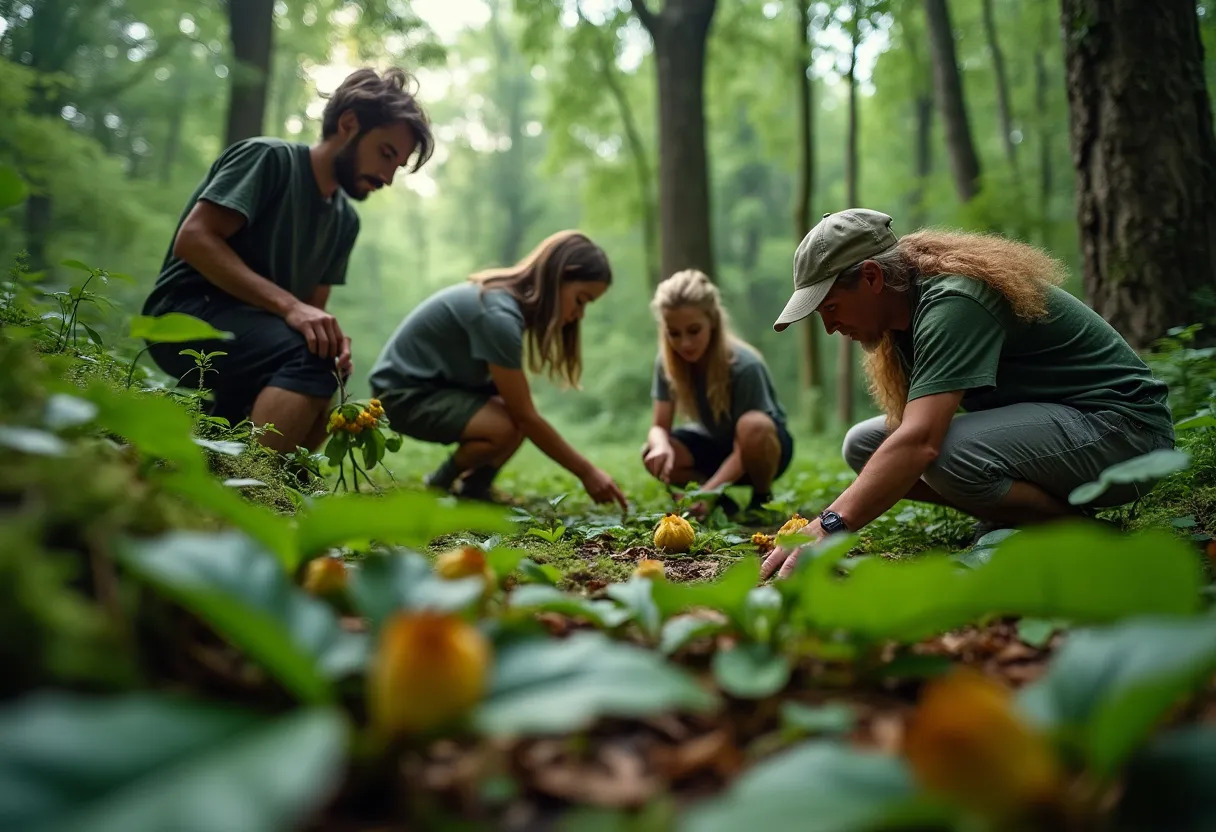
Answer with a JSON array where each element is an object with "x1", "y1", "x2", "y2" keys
[
  {"x1": 642, "y1": 269, "x2": 793, "y2": 519},
  {"x1": 369, "y1": 230, "x2": 627, "y2": 508},
  {"x1": 761, "y1": 209, "x2": 1173, "y2": 579}
]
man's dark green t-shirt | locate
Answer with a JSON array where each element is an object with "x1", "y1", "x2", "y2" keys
[
  {"x1": 143, "y1": 138, "x2": 359, "y2": 314},
  {"x1": 893, "y1": 275, "x2": 1174, "y2": 438}
]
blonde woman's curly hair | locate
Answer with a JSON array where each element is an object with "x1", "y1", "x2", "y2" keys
[
  {"x1": 852, "y1": 229, "x2": 1068, "y2": 426},
  {"x1": 651, "y1": 269, "x2": 756, "y2": 423}
]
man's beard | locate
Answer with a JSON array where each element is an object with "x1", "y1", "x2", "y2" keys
[{"x1": 334, "y1": 134, "x2": 369, "y2": 201}]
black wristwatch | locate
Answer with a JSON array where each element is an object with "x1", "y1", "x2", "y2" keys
[{"x1": 819, "y1": 509, "x2": 849, "y2": 535}]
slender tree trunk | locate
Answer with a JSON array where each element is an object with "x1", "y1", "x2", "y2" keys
[
  {"x1": 838, "y1": 9, "x2": 860, "y2": 429},
  {"x1": 902, "y1": 4, "x2": 934, "y2": 228},
  {"x1": 224, "y1": 0, "x2": 275, "y2": 147},
  {"x1": 981, "y1": 0, "x2": 1018, "y2": 176},
  {"x1": 1034, "y1": 5, "x2": 1053, "y2": 243},
  {"x1": 1062, "y1": 0, "x2": 1216, "y2": 347},
  {"x1": 632, "y1": 0, "x2": 717, "y2": 281},
  {"x1": 579, "y1": 6, "x2": 660, "y2": 288},
  {"x1": 160, "y1": 67, "x2": 191, "y2": 184},
  {"x1": 924, "y1": 0, "x2": 982, "y2": 202},
  {"x1": 795, "y1": 0, "x2": 824, "y2": 433},
  {"x1": 487, "y1": 0, "x2": 536, "y2": 265}
]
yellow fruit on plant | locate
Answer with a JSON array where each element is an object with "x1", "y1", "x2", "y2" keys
[
  {"x1": 751, "y1": 532, "x2": 775, "y2": 554},
  {"x1": 369, "y1": 611, "x2": 491, "y2": 737},
  {"x1": 327, "y1": 412, "x2": 346, "y2": 432},
  {"x1": 302, "y1": 556, "x2": 347, "y2": 597},
  {"x1": 904, "y1": 669, "x2": 1062, "y2": 817},
  {"x1": 653, "y1": 513, "x2": 695, "y2": 553},
  {"x1": 435, "y1": 545, "x2": 496, "y2": 593},
  {"x1": 634, "y1": 558, "x2": 665, "y2": 580},
  {"x1": 777, "y1": 514, "x2": 810, "y2": 537}
]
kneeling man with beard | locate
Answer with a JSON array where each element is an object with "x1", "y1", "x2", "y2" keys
[
  {"x1": 140, "y1": 68, "x2": 433, "y2": 453},
  {"x1": 761, "y1": 208, "x2": 1175, "y2": 579}
]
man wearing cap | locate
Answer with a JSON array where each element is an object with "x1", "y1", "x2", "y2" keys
[{"x1": 761, "y1": 209, "x2": 1174, "y2": 580}]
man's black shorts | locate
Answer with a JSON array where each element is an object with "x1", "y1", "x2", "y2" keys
[{"x1": 144, "y1": 287, "x2": 339, "y2": 424}]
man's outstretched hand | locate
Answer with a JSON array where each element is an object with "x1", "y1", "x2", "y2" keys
[{"x1": 759, "y1": 518, "x2": 826, "y2": 580}]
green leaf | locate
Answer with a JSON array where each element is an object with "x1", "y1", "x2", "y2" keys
[
  {"x1": 0, "y1": 425, "x2": 67, "y2": 456},
  {"x1": 800, "y1": 522, "x2": 1203, "y2": 642},
  {"x1": 779, "y1": 702, "x2": 857, "y2": 737},
  {"x1": 0, "y1": 164, "x2": 28, "y2": 210},
  {"x1": 323, "y1": 432, "x2": 350, "y2": 467},
  {"x1": 384, "y1": 434, "x2": 403, "y2": 453},
  {"x1": 474, "y1": 632, "x2": 718, "y2": 736},
  {"x1": 115, "y1": 531, "x2": 367, "y2": 702},
  {"x1": 159, "y1": 472, "x2": 294, "y2": 567},
  {"x1": 349, "y1": 550, "x2": 486, "y2": 629},
  {"x1": 86, "y1": 382, "x2": 206, "y2": 472},
  {"x1": 517, "y1": 558, "x2": 563, "y2": 585},
  {"x1": 42, "y1": 393, "x2": 98, "y2": 431},
  {"x1": 192, "y1": 437, "x2": 247, "y2": 457},
  {"x1": 1017, "y1": 618, "x2": 1068, "y2": 648},
  {"x1": 651, "y1": 557, "x2": 760, "y2": 627},
  {"x1": 1175, "y1": 412, "x2": 1216, "y2": 431},
  {"x1": 295, "y1": 491, "x2": 512, "y2": 564},
  {"x1": 81, "y1": 322, "x2": 104, "y2": 349},
  {"x1": 659, "y1": 614, "x2": 727, "y2": 655},
  {"x1": 60, "y1": 258, "x2": 93, "y2": 273},
  {"x1": 712, "y1": 643, "x2": 791, "y2": 699},
  {"x1": 1018, "y1": 616, "x2": 1216, "y2": 776},
  {"x1": 742, "y1": 585, "x2": 783, "y2": 642},
  {"x1": 508, "y1": 584, "x2": 631, "y2": 629},
  {"x1": 484, "y1": 546, "x2": 527, "y2": 577},
  {"x1": 0, "y1": 692, "x2": 345, "y2": 832},
  {"x1": 1068, "y1": 448, "x2": 1192, "y2": 505},
  {"x1": 605, "y1": 577, "x2": 662, "y2": 639},
  {"x1": 129, "y1": 313, "x2": 234, "y2": 344},
  {"x1": 682, "y1": 741, "x2": 921, "y2": 832},
  {"x1": 1115, "y1": 726, "x2": 1216, "y2": 832},
  {"x1": 362, "y1": 427, "x2": 385, "y2": 468}
]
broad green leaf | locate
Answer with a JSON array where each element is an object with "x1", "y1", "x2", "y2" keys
[
  {"x1": 651, "y1": 557, "x2": 760, "y2": 626},
  {"x1": 87, "y1": 382, "x2": 206, "y2": 472},
  {"x1": 0, "y1": 426, "x2": 66, "y2": 456},
  {"x1": 508, "y1": 584, "x2": 631, "y2": 629},
  {"x1": 129, "y1": 313, "x2": 234, "y2": 344},
  {"x1": 682, "y1": 741, "x2": 923, "y2": 832},
  {"x1": 518, "y1": 558, "x2": 562, "y2": 585},
  {"x1": 384, "y1": 434, "x2": 403, "y2": 453},
  {"x1": 0, "y1": 692, "x2": 345, "y2": 832},
  {"x1": 800, "y1": 523, "x2": 1203, "y2": 642},
  {"x1": 743, "y1": 585, "x2": 783, "y2": 642},
  {"x1": 349, "y1": 550, "x2": 486, "y2": 628},
  {"x1": 1115, "y1": 726, "x2": 1216, "y2": 832},
  {"x1": 1175, "y1": 412, "x2": 1216, "y2": 431},
  {"x1": 192, "y1": 437, "x2": 247, "y2": 457},
  {"x1": 160, "y1": 472, "x2": 293, "y2": 567},
  {"x1": 295, "y1": 491, "x2": 512, "y2": 564},
  {"x1": 115, "y1": 531, "x2": 367, "y2": 702},
  {"x1": 660, "y1": 614, "x2": 728, "y2": 655},
  {"x1": 0, "y1": 164, "x2": 28, "y2": 209},
  {"x1": 81, "y1": 323, "x2": 104, "y2": 349},
  {"x1": 1017, "y1": 615, "x2": 1216, "y2": 776},
  {"x1": 362, "y1": 428, "x2": 386, "y2": 468},
  {"x1": 780, "y1": 702, "x2": 857, "y2": 737},
  {"x1": 323, "y1": 431, "x2": 350, "y2": 467},
  {"x1": 484, "y1": 546, "x2": 527, "y2": 577},
  {"x1": 712, "y1": 643, "x2": 791, "y2": 699},
  {"x1": 60, "y1": 258, "x2": 93, "y2": 273},
  {"x1": 606, "y1": 577, "x2": 662, "y2": 639},
  {"x1": 474, "y1": 632, "x2": 718, "y2": 736},
  {"x1": 1069, "y1": 448, "x2": 1191, "y2": 505},
  {"x1": 42, "y1": 393, "x2": 98, "y2": 431}
]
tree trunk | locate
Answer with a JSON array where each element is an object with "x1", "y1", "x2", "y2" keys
[
  {"x1": 632, "y1": 0, "x2": 717, "y2": 281},
  {"x1": 924, "y1": 0, "x2": 982, "y2": 202},
  {"x1": 902, "y1": 3, "x2": 934, "y2": 228},
  {"x1": 981, "y1": 0, "x2": 1018, "y2": 176},
  {"x1": 224, "y1": 0, "x2": 275, "y2": 147},
  {"x1": 160, "y1": 66, "x2": 191, "y2": 184},
  {"x1": 795, "y1": 0, "x2": 824, "y2": 433},
  {"x1": 838, "y1": 9, "x2": 860, "y2": 429},
  {"x1": 1034, "y1": 6, "x2": 1053, "y2": 242},
  {"x1": 1062, "y1": 0, "x2": 1216, "y2": 347},
  {"x1": 579, "y1": 7, "x2": 660, "y2": 288},
  {"x1": 488, "y1": 0, "x2": 537, "y2": 265}
]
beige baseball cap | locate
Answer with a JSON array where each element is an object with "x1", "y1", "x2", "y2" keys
[{"x1": 773, "y1": 208, "x2": 900, "y2": 332}]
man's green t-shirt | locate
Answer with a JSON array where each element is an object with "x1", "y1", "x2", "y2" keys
[
  {"x1": 893, "y1": 275, "x2": 1174, "y2": 437},
  {"x1": 368, "y1": 282, "x2": 527, "y2": 394},
  {"x1": 651, "y1": 343, "x2": 788, "y2": 444},
  {"x1": 143, "y1": 138, "x2": 359, "y2": 314}
]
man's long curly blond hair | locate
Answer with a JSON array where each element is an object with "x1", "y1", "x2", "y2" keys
[{"x1": 855, "y1": 229, "x2": 1068, "y2": 426}]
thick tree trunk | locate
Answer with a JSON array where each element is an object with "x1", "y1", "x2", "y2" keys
[
  {"x1": 924, "y1": 0, "x2": 982, "y2": 202},
  {"x1": 981, "y1": 0, "x2": 1018, "y2": 176},
  {"x1": 838, "y1": 11, "x2": 860, "y2": 429},
  {"x1": 633, "y1": 0, "x2": 717, "y2": 281},
  {"x1": 795, "y1": 0, "x2": 824, "y2": 433},
  {"x1": 1062, "y1": 0, "x2": 1216, "y2": 347},
  {"x1": 224, "y1": 0, "x2": 275, "y2": 147}
]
